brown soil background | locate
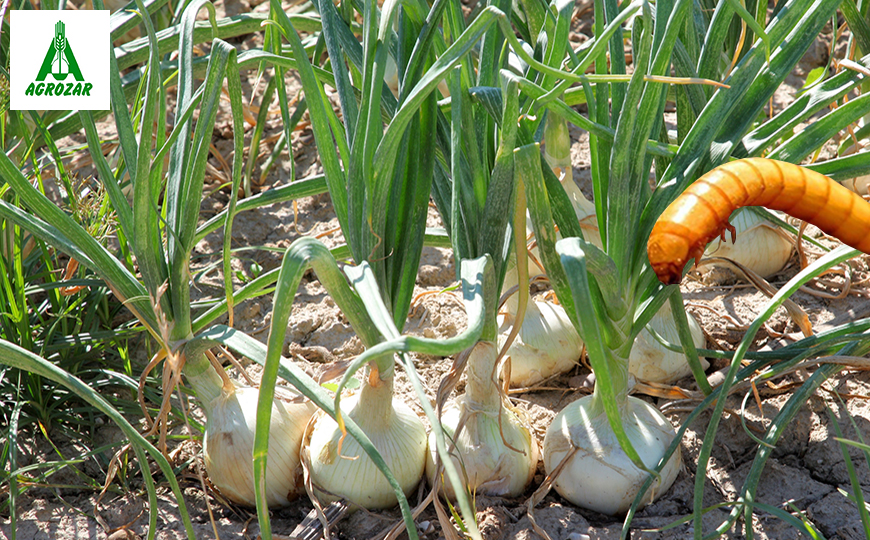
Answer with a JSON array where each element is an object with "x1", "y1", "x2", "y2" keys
[{"x1": 3, "y1": 2, "x2": 870, "y2": 539}]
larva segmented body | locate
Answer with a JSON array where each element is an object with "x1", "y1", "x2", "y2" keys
[{"x1": 648, "y1": 158, "x2": 870, "y2": 285}]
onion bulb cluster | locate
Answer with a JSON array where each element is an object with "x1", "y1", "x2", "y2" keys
[
  {"x1": 203, "y1": 383, "x2": 316, "y2": 507},
  {"x1": 426, "y1": 341, "x2": 538, "y2": 499},
  {"x1": 305, "y1": 368, "x2": 427, "y2": 509},
  {"x1": 543, "y1": 394, "x2": 681, "y2": 515}
]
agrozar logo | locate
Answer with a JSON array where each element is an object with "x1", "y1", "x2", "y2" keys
[
  {"x1": 27, "y1": 21, "x2": 93, "y2": 98},
  {"x1": 10, "y1": 10, "x2": 109, "y2": 111}
]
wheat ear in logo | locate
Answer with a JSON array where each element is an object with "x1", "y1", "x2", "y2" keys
[{"x1": 35, "y1": 21, "x2": 84, "y2": 82}]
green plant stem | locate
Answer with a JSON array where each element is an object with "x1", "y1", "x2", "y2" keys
[
  {"x1": 182, "y1": 352, "x2": 223, "y2": 416},
  {"x1": 600, "y1": 346, "x2": 630, "y2": 410}
]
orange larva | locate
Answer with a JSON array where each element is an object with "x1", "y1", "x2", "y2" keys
[{"x1": 648, "y1": 158, "x2": 870, "y2": 285}]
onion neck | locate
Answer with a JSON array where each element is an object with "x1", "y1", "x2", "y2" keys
[
  {"x1": 590, "y1": 347, "x2": 630, "y2": 412},
  {"x1": 591, "y1": 311, "x2": 632, "y2": 413},
  {"x1": 349, "y1": 360, "x2": 395, "y2": 432},
  {"x1": 465, "y1": 341, "x2": 501, "y2": 413},
  {"x1": 182, "y1": 351, "x2": 224, "y2": 417}
]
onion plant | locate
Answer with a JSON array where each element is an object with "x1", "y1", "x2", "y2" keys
[
  {"x1": 402, "y1": 0, "x2": 702, "y2": 517},
  {"x1": 504, "y1": 0, "x2": 870, "y2": 533},
  {"x1": 420, "y1": 0, "x2": 654, "y2": 512}
]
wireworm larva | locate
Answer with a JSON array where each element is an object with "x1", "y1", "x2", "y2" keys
[{"x1": 648, "y1": 158, "x2": 870, "y2": 285}]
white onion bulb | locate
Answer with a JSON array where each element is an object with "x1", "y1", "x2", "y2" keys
[
  {"x1": 305, "y1": 377, "x2": 427, "y2": 510},
  {"x1": 498, "y1": 299, "x2": 584, "y2": 387},
  {"x1": 384, "y1": 55, "x2": 400, "y2": 97},
  {"x1": 629, "y1": 302, "x2": 707, "y2": 384},
  {"x1": 841, "y1": 175, "x2": 870, "y2": 195},
  {"x1": 204, "y1": 384, "x2": 316, "y2": 507},
  {"x1": 703, "y1": 209, "x2": 793, "y2": 279},
  {"x1": 543, "y1": 394, "x2": 681, "y2": 515},
  {"x1": 426, "y1": 341, "x2": 538, "y2": 499}
]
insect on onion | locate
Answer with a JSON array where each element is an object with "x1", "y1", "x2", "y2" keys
[{"x1": 649, "y1": 158, "x2": 870, "y2": 285}]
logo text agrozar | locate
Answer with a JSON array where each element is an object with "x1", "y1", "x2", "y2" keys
[{"x1": 25, "y1": 21, "x2": 93, "y2": 98}]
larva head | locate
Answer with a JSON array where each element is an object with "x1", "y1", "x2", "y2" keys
[{"x1": 647, "y1": 228, "x2": 690, "y2": 285}]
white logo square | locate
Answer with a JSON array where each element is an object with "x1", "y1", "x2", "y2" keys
[{"x1": 10, "y1": 10, "x2": 110, "y2": 111}]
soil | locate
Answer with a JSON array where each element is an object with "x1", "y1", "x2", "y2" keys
[{"x1": 3, "y1": 3, "x2": 870, "y2": 540}]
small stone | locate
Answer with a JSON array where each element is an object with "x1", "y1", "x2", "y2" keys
[
  {"x1": 567, "y1": 534, "x2": 590, "y2": 540},
  {"x1": 107, "y1": 530, "x2": 141, "y2": 540}
]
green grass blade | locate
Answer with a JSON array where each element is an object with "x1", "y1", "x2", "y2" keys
[
  {"x1": 691, "y1": 245, "x2": 859, "y2": 538},
  {"x1": 742, "y1": 500, "x2": 825, "y2": 539},
  {"x1": 130, "y1": 0, "x2": 172, "y2": 305},
  {"x1": 0, "y1": 158, "x2": 155, "y2": 332},
  {"x1": 6, "y1": 401, "x2": 22, "y2": 540},
  {"x1": 269, "y1": 1, "x2": 351, "y2": 243},
  {"x1": 828, "y1": 411, "x2": 870, "y2": 538},
  {"x1": 113, "y1": 13, "x2": 319, "y2": 72},
  {"x1": 517, "y1": 143, "x2": 577, "y2": 324},
  {"x1": 401, "y1": 0, "x2": 449, "y2": 95},
  {"x1": 448, "y1": 68, "x2": 474, "y2": 264},
  {"x1": 724, "y1": 0, "x2": 770, "y2": 59},
  {"x1": 169, "y1": 38, "x2": 238, "y2": 337},
  {"x1": 314, "y1": 0, "x2": 359, "y2": 140},
  {"x1": 374, "y1": 7, "x2": 502, "y2": 180},
  {"x1": 0, "y1": 339, "x2": 197, "y2": 540},
  {"x1": 840, "y1": 0, "x2": 870, "y2": 56},
  {"x1": 477, "y1": 76, "x2": 518, "y2": 290},
  {"x1": 696, "y1": 0, "x2": 736, "y2": 85},
  {"x1": 242, "y1": 78, "x2": 276, "y2": 197},
  {"x1": 510, "y1": 74, "x2": 676, "y2": 158},
  {"x1": 386, "y1": 95, "x2": 438, "y2": 327},
  {"x1": 669, "y1": 290, "x2": 712, "y2": 394},
  {"x1": 607, "y1": 1, "x2": 653, "y2": 280},
  {"x1": 533, "y1": 0, "x2": 641, "y2": 112},
  {"x1": 806, "y1": 151, "x2": 870, "y2": 181},
  {"x1": 107, "y1": 25, "x2": 140, "y2": 184},
  {"x1": 78, "y1": 111, "x2": 135, "y2": 245},
  {"x1": 714, "y1": 363, "x2": 844, "y2": 539},
  {"x1": 221, "y1": 50, "x2": 246, "y2": 327}
]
